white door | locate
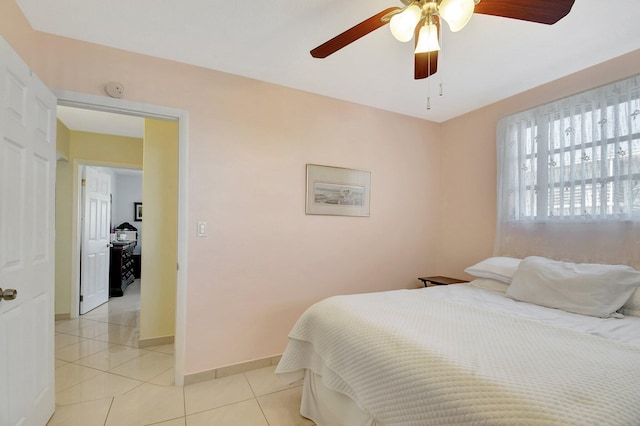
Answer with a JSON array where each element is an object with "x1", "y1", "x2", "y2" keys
[
  {"x1": 0, "y1": 37, "x2": 57, "y2": 426},
  {"x1": 80, "y1": 166, "x2": 111, "y2": 314}
]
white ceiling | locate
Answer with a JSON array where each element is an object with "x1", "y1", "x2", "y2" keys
[
  {"x1": 57, "y1": 106, "x2": 144, "y2": 138},
  {"x1": 17, "y1": 0, "x2": 640, "y2": 123}
]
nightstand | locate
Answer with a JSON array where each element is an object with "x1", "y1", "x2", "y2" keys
[{"x1": 418, "y1": 276, "x2": 467, "y2": 287}]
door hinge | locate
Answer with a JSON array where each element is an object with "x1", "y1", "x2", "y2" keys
[
  {"x1": 81, "y1": 179, "x2": 86, "y2": 186},
  {"x1": 80, "y1": 295, "x2": 84, "y2": 302}
]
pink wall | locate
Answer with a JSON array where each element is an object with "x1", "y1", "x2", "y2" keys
[
  {"x1": 1, "y1": 1, "x2": 442, "y2": 374},
  {"x1": 438, "y1": 48, "x2": 640, "y2": 280}
]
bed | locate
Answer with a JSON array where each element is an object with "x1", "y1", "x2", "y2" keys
[{"x1": 275, "y1": 256, "x2": 640, "y2": 425}]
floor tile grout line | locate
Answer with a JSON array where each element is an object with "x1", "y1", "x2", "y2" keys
[
  {"x1": 108, "y1": 369, "x2": 149, "y2": 385},
  {"x1": 242, "y1": 372, "x2": 274, "y2": 426},
  {"x1": 118, "y1": 378, "x2": 148, "y2": 397},
  {"x1": 253, "y1": 383, "x2": 304, "y2": 399},
  {"x1": 56, "y1": 352, "x2": 165, "y2": 381},
  {"x1": 144, "y1": 415, "x2": 186, "y2": 426},
  {"x1": 53, "y1": 394, "x2": 115, "y2": 408},
  {"x1": 57, "y1": 338, "x2": 113, "y2": 352},
  {"x1": 59, "y1": 348, "x2": 147, "y2": 368},
  {"x1": 54, "y1": 368, "x2": 107, "y2": 393},
  {"x1": 97, "y1": 365, "x2": 175, "y2": 385},
  {"x1": 143, "y1": 365, "x2": 176, "y2": 385},
  {"x1": 70, "y1": 352, "x2": 151, "y2": 374},
  {"x1": 54, "y1": 343, "x2": 117, "y2": 364},
  {"x1": 243, "y1": 371, "x2": 258, "y2": 399},
  {"x1": 174, "y1": 382, "x2": 305, "y2": 424},
  {"x1": 56, "y1": 334, "x2": 145, "y2": 357},
  {"x1": 103, "y1": 396, "x2": 115, "y2": 426},
  {"x1": 54, "y1": 337, "x2": 88, "y2": 350},
  {"x1": 184, "y1": 396, "x2": 256, "y2": 418},
  {"x1": 255, "y1": 394, "x2": 272, "y2": 426}
]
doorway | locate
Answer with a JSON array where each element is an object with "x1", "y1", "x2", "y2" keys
[
  {"x1": 53, "y1": 91, "x2": 189, "y2": 385},
  {"x1": 78, "y1": 164, "x2": 143, "y2": 316},
  {"x1": 56, "y1": 105, "x2": 146, "y2": 319}
]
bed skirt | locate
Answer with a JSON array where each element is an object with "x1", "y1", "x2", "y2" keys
[{"x1": 301, "y1": 369, "x2": 377, "y2": 426}]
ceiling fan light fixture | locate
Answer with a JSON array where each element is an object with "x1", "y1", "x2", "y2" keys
[
  {"x1": 389, "y1": 4, "x2": 422, "y2": 42},
  {"x1": 438, "y1": 0, "x2": 475, "y2": 32},
  {"x1": 415, "y1": 22, "x2": 440, "y2": 53}
]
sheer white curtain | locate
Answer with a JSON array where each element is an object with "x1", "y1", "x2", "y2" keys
[{"x1": 495, "y1": 74, "x2": 640, "y2": 268}]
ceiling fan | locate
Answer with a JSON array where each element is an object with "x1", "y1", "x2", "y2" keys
[{"x1": 310, "y1": 0, "x2": 575, "y2": 80}]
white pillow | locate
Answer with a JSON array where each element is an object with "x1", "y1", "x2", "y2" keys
[
  {"x1": 464, "y1": 257, "x2": 522, "y2": 284},
  {"x1": 506, "y1": 256, "x2": 640, "y2": 318},
  {"x1": 468, "y1": 278, "x2": 510, "y2": 293}
]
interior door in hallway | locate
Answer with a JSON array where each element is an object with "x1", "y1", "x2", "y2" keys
[
  {"x1": 0, "y1": 36, "x2": 57, "y2": 426},
  {"x1": 80, "y1": 166, "x2": 111, "y2": 314}
]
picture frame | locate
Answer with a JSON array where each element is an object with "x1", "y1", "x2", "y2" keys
[
  {"x1": 134, "y1": 202, "x2": 143, "y2": 221},
  {"x1": 306, "y1": 164, "x2": 371, "y2": 217}
]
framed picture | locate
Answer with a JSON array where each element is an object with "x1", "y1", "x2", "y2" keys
[
  {"x1": 306, "y1": 164, "x2": 371, "y2": 217},
  {"x1": 134, "y1": 202, "x2": 143, "y2": 221}
]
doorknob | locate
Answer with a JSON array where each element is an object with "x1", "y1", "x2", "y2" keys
[{"x1": 0, "y1": 288, "x2": 17, "y2": 301}]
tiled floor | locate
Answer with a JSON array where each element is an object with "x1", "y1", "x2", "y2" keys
[{"x1": 49, "y1": 280, "x2": 314, "y2": 426}]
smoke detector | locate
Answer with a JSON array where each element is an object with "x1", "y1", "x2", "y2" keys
[{"x1": 105, "y1": 81, "x2": 125, "y2": 98}]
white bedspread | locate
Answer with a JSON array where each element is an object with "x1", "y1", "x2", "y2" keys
[{"x1": 276, "y1": 285, "x2": 640, "y2": 425}]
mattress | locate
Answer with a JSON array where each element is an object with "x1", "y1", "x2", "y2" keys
[{"x1": 276, "y1": 284, "x2": 640, "y2": 425}]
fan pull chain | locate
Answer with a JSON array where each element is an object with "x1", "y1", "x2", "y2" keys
[
  {"x1": 426, "y1": 83, "x2": 431, "y2": 110},
  {"x1": 438, "y1": 21, "x2": 444, "y2": 97}
]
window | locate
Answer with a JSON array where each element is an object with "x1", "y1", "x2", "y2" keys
[{"x1": 498, "y1": 75, "x2": 640, "y2": 222}]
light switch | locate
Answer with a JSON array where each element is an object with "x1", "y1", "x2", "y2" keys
[{"x1": 197, "y1": 221, "x2": 207, "y2": 237}]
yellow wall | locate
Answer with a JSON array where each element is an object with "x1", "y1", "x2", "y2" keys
[
  {"x1": 69, "y1": 131, "x2": 143, "y2": 167},
  {"x1": 140, "y1": 119, "x2": 179, "y2": 341},
  {"x1": 56, "y1": 119, "x2": 70, "y2": 160},
  {"x1": 54, "y1": 129, "x2": 143, "y2": 315}
]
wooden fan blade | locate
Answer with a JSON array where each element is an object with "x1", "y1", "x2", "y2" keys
[
  {"x1": 415, "y1": 51, "x2": 438, "y2": 79},
  {"x1": 474, "y1": 0, "x2": 575, "y2": 25},
  {"x1": 414, "y1": 17, "x2": 439, "y2": 79},
  {"x1": 310, "y1": 7, "x2": 400, "y2": 58}
]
